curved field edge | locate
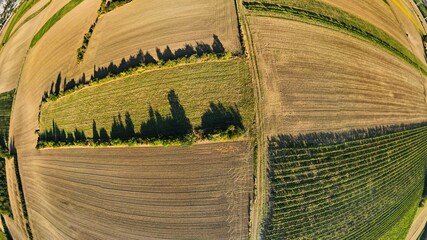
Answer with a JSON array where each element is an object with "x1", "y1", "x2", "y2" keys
[
  {"x1": 243, "y1": 1, "x2": 427, "y2": 75},
  {"x1": 11, "y1": 0, "x2": 52, "y2": 38},
  {"x1": 1, "y1": 0, "x2": 42, "y2": 47},
  {"x1": 30, "y1": 0, "x2": 85, "y2": 48},
  {"x1": 38, "y1": 58, "x2": 254, "y2": 146},
  {"x1": 263, "y1": 122, "x2": 427, "y2": 239}
]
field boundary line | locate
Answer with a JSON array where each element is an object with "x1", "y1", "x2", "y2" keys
[
  {"x1": 243, "y1": 1, "x2": 427, "y2": 76},
  {"x1": 236, "y1": 0, "x2": 268, "y2": 239}
]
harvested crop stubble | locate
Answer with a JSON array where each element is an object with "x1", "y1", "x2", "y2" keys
[
  {"x1": 0, "y1": 16, "x2": 41, "y2": 93},
  {"x1": 21, "y1": 141, "x2": 252, "y2": 239},
  {"x1": 248, "y1": 16, "x2": 427, "y2": 136},
  {"x1": 39, "y1": 59, "x2": 253, "y2": 139},
  {"x1": 319, "y1": 0, "x2": 426, "y2": 63},
  {"x1": 80, "y1": 0, "x2": 241, "y2": 72}
]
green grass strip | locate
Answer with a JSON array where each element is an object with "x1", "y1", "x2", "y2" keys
[
  {"x1": 415, "y1": 0, "x2": 427, "y2": 18},
  {"x1": 244, "y1": 1, "x2": 427, "y2": 75},
  {"x1": 30, "y1": 0, "x2": 85, "y2": 48},
  {"x1": 1, "y1": 0, "x2": 41, "y2": 46},
  {"x1": 0, "y1": 89, "x2": 15, "y2": 150},
  {"x1": 11, "y1": 0, "x2": 52, "y2": 38},
  {"x1": 378, "y1": 197, "x2": 419, "y2": 240}
]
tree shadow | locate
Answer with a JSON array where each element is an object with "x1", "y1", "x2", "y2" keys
[
  {"x1": 140, "y1": 90, "x2": 192, "y2": 140},
  {"x1": 198, "y1": 102, "x2": 244, "y2": 137},
  {"x1": 38, "y1": 120, "x2": 86, "y2": 145},
  {"x1": 92, "y1": 49, "x2": 155, "y2": 79},
  {"x1": 42, "y1": 35, "x2": 226, "y2": 101},
  {"x1": 110, "y1": 112, "x2": 136, "y2": 140}
]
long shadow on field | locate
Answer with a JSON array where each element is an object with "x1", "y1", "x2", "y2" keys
[
  {"x1": 197, "y1": 102, "x2": 244, "y2": 138},
  {"x1": 38, "y1": 120, "x2": 86, "y2": 145},
  {"x1": 43, "y1": 90, "x2": 192, "y2": 146},
  {"x1": 93, "y1": 34, "x2": 225, "y2": 79},
  {"x1": 42, "y1": 35, "x2": 226, "y2": 101},
  {"x1": 140, "y1": 90, "x2": 192, "y2": 140}
]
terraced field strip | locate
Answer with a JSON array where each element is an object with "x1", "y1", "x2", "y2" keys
[
  {"x1": 244, "y1": 0, "x2": 427, "y2": 75},
  {"x1": 22, "y1": 141, "x2": 252, "y2": 239},
  {"x1": 247, "y1": 16, "x2": 427, "y2": 136},
  {"x1": 40, "y1": 59, "x2": 253, "y2": 139},
  {"x1": 1, "y1": 0, "x2": 42, "y2": 46},
  {"x1": 30, "y1": 0, "x2": 86, "y2": 47},
  {"x1": 11, "y1": 0, "x2": 52, "y2": 37},
  {"x1": 264, "y1": 123, "x2": 427, "y2": 239}
]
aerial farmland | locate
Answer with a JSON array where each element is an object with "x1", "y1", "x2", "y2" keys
[{"x1": 1, "y1": 0, "x2": 427, "y2": 239}]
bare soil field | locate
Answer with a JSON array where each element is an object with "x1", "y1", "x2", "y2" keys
[
  {"x1": 80, "y1": 0, "x2": 241, "y2": 77},
  {"x1": 0, "y1": 13, "x2": 41, "y2": 93},
  {"x1": 4, "y1": 0, "x2": 100, "y2": 237},
  {"x1": 320, "y1": 0, "x2": 427, "y2": 64},
  {"x1": 248, "y1": 16, "x2": 427, "y2": 136},
  {"x1": 18, "y1": 141, "x2": 252, "y2": 239}
]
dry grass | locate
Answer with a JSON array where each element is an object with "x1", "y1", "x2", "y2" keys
[
  {"x1": 248, "y1": 16, "x2": 427, "y2": 136},
  {"x1": 40, "y1": 59, "x2": 253, "y2": 139},
  {"x1": 20, "y1": 141, "x2": 252, "y2": 239}
]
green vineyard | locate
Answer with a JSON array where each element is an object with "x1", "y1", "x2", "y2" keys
[
  {"x1": 0, "y1": 90, "x2": 14, "y2": 150},
  {"x1": 264, "y1": 123, "x2": 427, "y2": 239}
]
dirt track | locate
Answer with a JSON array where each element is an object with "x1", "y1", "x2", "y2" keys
[
  {"x1": 19, "y1": 141, "x2": 252, "y2": 239},
  {"x1": 248, "y1": 16, "x2": 427, "y2": 136}
]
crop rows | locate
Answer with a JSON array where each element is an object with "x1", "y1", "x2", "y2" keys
[
  {"x1": 243, "y1": 1, "x2": 427, "y2": 75},
  {"x1": 264, "y1": 123, "x2": 427, "y2": 239},
  {"x1": 0, "y1": 90, "x2": 14, "y2": 150}
]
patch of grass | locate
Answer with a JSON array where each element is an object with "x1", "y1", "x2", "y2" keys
[
  {"x1": 244, "y1": 1, "x2": 427, "y2": 75},
  {"x1": 264, "y1": 122, "x2": 427, "y2": 239},
  {"x1": 1, "y1": 0, "x2": 41, "y2": 46},
  {"x1": 30, "y1": 0, "x2": 85, "y2": 48},
  {"x1": 0, "y1": 90, "x2": 15, "y2": 151},
  {"x1": 378, "y1": 197, "x2": 420, "y2": 240},
  {"x1": 39, "y1": 58, "x2": 253, "y2": 146}
]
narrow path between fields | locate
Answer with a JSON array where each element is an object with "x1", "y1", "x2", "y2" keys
[{"x1": 406, "y1": 205, "x2": 427, "y2": 240}]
